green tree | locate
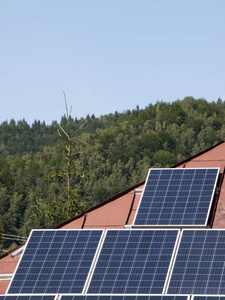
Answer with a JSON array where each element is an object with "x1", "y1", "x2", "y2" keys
[{"x1": 35, "y1": 93, "x2": 89, "y2": 224}]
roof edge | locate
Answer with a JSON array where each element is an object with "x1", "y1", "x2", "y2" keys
[
  {"x1": 54, "y1": 180, "x2": 145, "y2": 229},
  {"x1": 171, "y1": 140, "x2": 225, "y2": 168}
]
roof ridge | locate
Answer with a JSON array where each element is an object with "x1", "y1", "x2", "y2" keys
[{"x1": 171, "y1": 140, "x2": 225, "y2": 168}]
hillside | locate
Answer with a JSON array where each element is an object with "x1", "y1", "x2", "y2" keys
[{"x1": 1, "y1": 96, "x2": 225, "y2": 252}]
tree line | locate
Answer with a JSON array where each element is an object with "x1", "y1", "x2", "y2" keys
[{"x1": 1, "y1": 96, "x2": 225, "y2": 253}]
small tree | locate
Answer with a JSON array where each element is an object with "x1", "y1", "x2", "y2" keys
[{"x1": 35, "y1": 93, "x2": 90, "y2": 224}]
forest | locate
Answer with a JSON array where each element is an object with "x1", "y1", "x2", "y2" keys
[{"x1": 1, "y1": 96, "x2": 225, "y2": 253}]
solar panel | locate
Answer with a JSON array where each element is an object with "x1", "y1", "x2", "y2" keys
[
  {"x1": 87, "y1": 229, "x2": 179, "y2": 294},
  {"x1": 193, "y1": 297, "x2": 225, "y2": 300},
  {"x1": 60, "y1": 295, "x2": 189, "y2": 300},
  {"x1": 0, "y1": 297, "x2": 55, "y2": 300},
  {"x1": 7, "y1": 230, "x2": 103, "y2": 294},
  {"x1": 133, "y1": 168, "x2": 219, "y2": 226},
  {"x1": 167, "y1": 230, "x2": 225, "y2": 294}
]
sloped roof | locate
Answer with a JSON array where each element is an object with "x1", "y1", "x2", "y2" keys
[
  {"x1": 54, "y1": 181, "x2": 144, "y2": 229},
  {"x1": 1, "y1": 140, "x2": 225, "y2": 294},
  {"x1": 56, "y1": 139, "x2": 225, "y2": 230}
]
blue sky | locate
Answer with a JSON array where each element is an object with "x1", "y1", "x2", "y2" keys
[{"x1": 1, "y1": 0, "x2": 225, "y2": 125}]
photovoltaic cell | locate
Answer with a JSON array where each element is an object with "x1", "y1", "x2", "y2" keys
[
  {"x1": 133, "y1": 168, "x2": 219, "y2": 226},
  {"x1": 61, "y1": 296, "x2": 189, "y2": 300},
  {"x1": 7, "y1": 230, "x2": 103, "y2": 294},
  {"x1": 167, "y1": 230, "x2": 225, "y2": 294},
  {"x1": 87, "y1": 229, "x2": 179, "y2": 294}
]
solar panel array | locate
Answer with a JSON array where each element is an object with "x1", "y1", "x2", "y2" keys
[
  {"x1": 61, "y1": 296, "x2": 189, "y2": 300},
  {"x1": 0, "y1": 297, "x2": 189, "y2": 300},
  {"x1": 167, "y1": 230, "x2": 225, "y2": 295},
  {"x1": 194, "y1": 297, "x2": 225, "y2": 300},
  {"x1": 133, "y1": 168, "x2": 219, "y2": 226},
  {"x1": 7, "y1": 230, "x2": 103, "y2": 294},
  {"x1": 5, "y1": 168, "x2": 224, "y2": 297},
  {"x1": 0, "y1": 297, "x2": 55, "y2": 300},
  {"x1": 87, "y1": 230, "x2": 178, "y2": 294}
]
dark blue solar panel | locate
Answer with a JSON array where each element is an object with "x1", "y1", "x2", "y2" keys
[
  {"x1": 194, "y1": 297, "x2": 225, "y2": 300},
  {"x1": 167, "y1": 230, "x2": 225, "y2": 294},
  {"x1": 61, "y1": 296, "x2": 189, "y2": 300},
  {"x1": 133, "y1": 168, "x2": 219, "y2": 226},
  {"x1": 7, "y1": 230, "x2": 103, "y2": 294},
  {"x1": 0, "y1": 297, "x2": 55, "y2": 300},
  {"x1": 87, "y1": 229, "x2": 179, "y2": 294}
]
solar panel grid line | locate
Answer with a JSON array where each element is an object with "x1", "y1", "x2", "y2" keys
[
  {"x1": 33, "y1": 231, "x2": 68, "y2": 294},
  {"x1": 170, "y1": 229, "x2": 197, "y2": 294},
  {"x1": 121, "y1": 231, "x2": 161, "y2": 293},
  {"x1": 9, "y1": 229, "x2": 67, "y2": 294},
  {"x1": 146, "y1": 170, "x2": 173, "y2": 229},
  {"x1": 110, "y1": 231, "x2": 131, "y2": 293},
  {"x1": 181, "y1": 230, "x2": 208, "y2": 294},
  {"x1": 84, "y1": 229, "x2": 126, "y2": 294},
  {"x1": 63, "y1": 229, "x2": 104, "y2": 294},
  {"x1": 132, "y1": 168, "x2": 220, "y2": 227},
  {"x1": 70, "y1": 232, "x2": 89, "y2": 293},
  {"x1": 7, "y1": 229, "x2": 104, "y2": 295},
  {"x1": 158, "y1": 169, "x2": 178, "y2": 226},
  {"x1": 166, "y1": 170, "x2": 191, "y2": 227},
  {"x1": 190, "y1": 170, "x2": 203, "y2": 228},
  {"x1": 167, "y1": 229, "x2": 225, "y2": 295},
  {"x1": 193, "y1": 230, "x2": 222, "y2": 295},
  {"x1": 179, "y1": 170, "x2": 196, "y2": 226},
  {"x1": 214, "y1": 232, "x2": 225, "y2": 294},
  {"x1": 204, "y1": 233, "x2": 220, "y2": 292},
  {"x1": 151, "y1": 168, "x2": 179, "y2": 226},
  {"x1": 150, "y1": 230, "x2": 170, "y2": 294},
  {"x1": 183, "y1": 169, "x2": 215, "y2": 227},
  {"x1": 61, "y1": 230, "x2": 86, "y2": 294},
  {"x1": 137, "y1": 230, "x2": 158, "y2": 293},
  {"x1": 123, "y1": 231, "x2": 154, "y2": 293},
  {"x1": 88, "y1": 229, "x2": 129, "y2": 293},
  {"x1": 39, "y1": 230, "x2": 64, "y2": 294},
  {"x1": 62, "y1": 229, "x2": 104, "y2": 294},
  {"x1": 217, "y1": 253, "x2": 225, "y2": 293},
  {"x1": 132, "y1": 168, "x2": 172, "y2": 226},
  {"x1": 82, "y1": 229, "x2": 107, "y2": 294},
  {"x1": 146, "y1": 229, "x2": 179, "y2": 294},
  {"x1": 87, "y1": 229, "x2": 179, "y2": 294},
  {"x1": 15, "y1": 229, "x2": 49, "y2": 294},
  {"x1": 169, "y1": 169, "x2": 216, "y2": 226},
  {"x1": 165, "y1": 229, "x2": 203, "y2": 294},
  {"x1": 10, "y1": 230, "x2": 63, "y2": 294}
]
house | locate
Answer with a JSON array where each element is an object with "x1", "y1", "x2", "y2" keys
[{"x1": 1, "y1": 140, "x2": 225, "y2": 295}]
